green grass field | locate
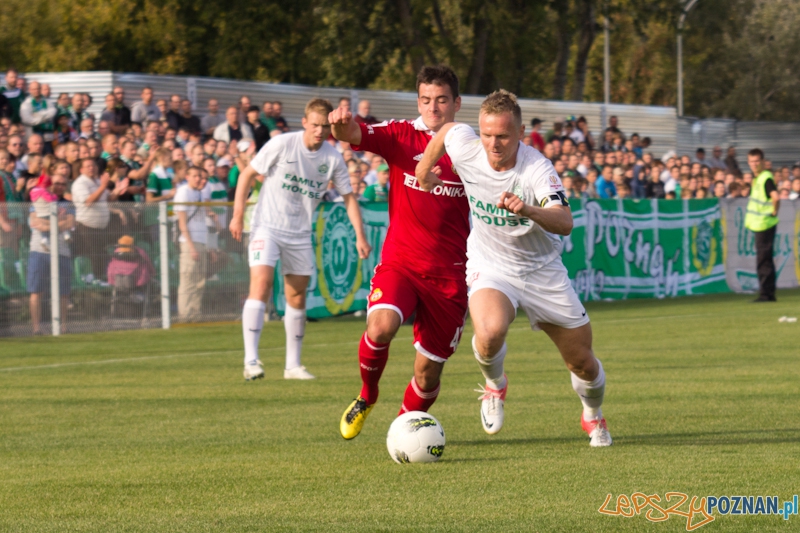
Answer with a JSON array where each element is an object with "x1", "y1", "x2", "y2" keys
[{"x1": 2, "y1": 290, "x2": 799, "y2": 532}]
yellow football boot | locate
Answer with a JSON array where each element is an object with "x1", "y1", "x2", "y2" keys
[{"x1": 340, "y1": 396, "x2": 374, "y2": 440}]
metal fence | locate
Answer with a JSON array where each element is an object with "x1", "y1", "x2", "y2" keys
[{"x1": 0, "y1": 201, "x2": 249, "y2": 337}]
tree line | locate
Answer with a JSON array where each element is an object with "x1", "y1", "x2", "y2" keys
[{"x1": 1, "y1": 0, "x2": 797, "y2": 121}]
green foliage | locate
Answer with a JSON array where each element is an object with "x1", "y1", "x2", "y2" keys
[{"x1": 1, "y1": 0, "x2": 798, "y2": 119}]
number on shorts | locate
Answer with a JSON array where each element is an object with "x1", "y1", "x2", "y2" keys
[{"x1": 450, "y1": 326, "x2": 464, "y2": 351}]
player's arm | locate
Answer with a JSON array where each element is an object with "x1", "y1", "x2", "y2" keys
[
  {"x1": 229, "y1": 164, "x2": 259, "y2": 242},
  {"x1": 498, "y1": 193, "x2": 574, "y2": 236},
  {"x1": 341, "y1": 193, "x2": 372, "y2": 259},
  {"x1": 414, "y1": 122, "x2": 459, "y2": 191},
  {"x1": 329, "y1": 108, "x2": 361, "y2": 145}
]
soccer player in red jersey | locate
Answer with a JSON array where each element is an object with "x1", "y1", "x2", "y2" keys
[{"x1": 332, "y1": 65, "x2": 470, "y2": 439}]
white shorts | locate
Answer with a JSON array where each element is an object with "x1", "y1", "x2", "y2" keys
[
  {"x1": 248, "y1": 229, "x2": 315, "y2": 276},
  {"x1": 467, "y1": 259, "x2": 589, "y2": 331}
]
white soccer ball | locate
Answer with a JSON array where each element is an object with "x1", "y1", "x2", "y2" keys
[{"x1": 386, "y1": 411, "x2": 446, "y2": 464}]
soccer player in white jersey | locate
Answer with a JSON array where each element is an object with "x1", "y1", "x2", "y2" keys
[
  {"x1": 415, "y1": 90, "x2": 611, "y2": 447},
  {"x1": 230, "y1": 98, "x2": 371, "y2": 381}
]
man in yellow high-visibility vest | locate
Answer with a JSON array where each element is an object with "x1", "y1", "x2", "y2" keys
[{"x1": 744, "y1": 149, "x2": 780, "y2": 302}]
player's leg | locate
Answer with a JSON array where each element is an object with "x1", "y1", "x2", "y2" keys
[
  {"x1": 530, "y1": 261, "x2": 610, "y2": 446},
  {"x1": 360, "y1": 308, "x2": 402, "y2": 401},
  {"x1": 398, "y1": 274, "x2": 468, "y2": 416},
  {"x1": 282, "y1": 273, "x2": 314, "y2": 379},
  {"x1": 242, "y1": 264, "x2": 274, "y2": 381},
  {"x1": 469, "y1": 286, "x2": 516, "y2": 434},
  {"x1": 539, "y1": 322, "x2": 610, "y2": 446},
  {"x1": 242, "y1": 233, "x2": 280, "y2": 381},
  {"x1": 399, "y1": 352, "x2": 444, "y2": 415},
  {"x1": 340, "y1": 264, "x2": 417, "y2": 439}
]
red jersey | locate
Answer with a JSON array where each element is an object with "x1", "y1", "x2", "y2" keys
[{"x1": 352, "y1": 117, "x2": 469, "y2": 278}]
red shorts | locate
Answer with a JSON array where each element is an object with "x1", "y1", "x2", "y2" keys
[{"x1": 367, "y1": 262, "x2": 468, "y2": 362}]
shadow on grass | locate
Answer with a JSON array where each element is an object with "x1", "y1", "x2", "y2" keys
[{"x1": 453, "y1": 428, "x2": 800, "y2": 448}]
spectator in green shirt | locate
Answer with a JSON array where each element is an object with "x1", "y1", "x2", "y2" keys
[{"x1": 363, "y1": 163, "x2": 389, "y2": 203}]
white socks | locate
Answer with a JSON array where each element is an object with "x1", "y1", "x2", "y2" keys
[
  {"x1": 284, "y1": 304, "x2": 306, "y2": 370},
  {"x1": 571, "y1": 359, "x2": 606, "y2": 420},
  {"x1": 242, "y1": 299, "x2": 266, "y2": 366},
  {"x1": 473, "y1": 335, "x2": 508, "y2": 390}
]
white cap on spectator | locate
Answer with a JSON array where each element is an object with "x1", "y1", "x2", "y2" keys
[
  {"x1": 237, "y1": 140, "x2": 251, "y2": 153},
  {"x1": 216, "y1": 157, "x2": 232, "y2": 167}
]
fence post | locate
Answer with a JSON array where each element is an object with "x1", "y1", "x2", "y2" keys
[
  {"x1": 49, "y1": 202, "x2": 60, "y2": 336},
  {"x1": 159, "y1": 202, "x2": 170, "y2": 329}
]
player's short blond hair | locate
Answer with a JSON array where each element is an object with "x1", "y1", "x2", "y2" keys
[
  {"x1": 480, "y1": 89, "x2": 522, "y2": 129},
  {"x1": 305, "y1": 98, "x2": 333, "y2": 119}
]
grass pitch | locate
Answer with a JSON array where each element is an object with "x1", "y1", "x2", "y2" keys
[{"x1": 1, "y1": 290, "x2": 799, "y2": 532}]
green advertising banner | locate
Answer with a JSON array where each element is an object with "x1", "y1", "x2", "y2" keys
[
  {"x1": 273, "y1": 202, "x2": 388, "y2": 319},
  {"x1": 564, "y1": 198, "x2": 729, "y2": 300},
  {"x1": 274, "y1": 198, "x2": 736, "y2": 317}
]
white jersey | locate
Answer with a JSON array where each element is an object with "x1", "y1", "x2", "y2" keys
[
  {"x1": 444, "y1": 123, "x2": 569, "y2": 277},
  {"x1": 249, "y1": 131, "x2": 352, "y2": 241}
]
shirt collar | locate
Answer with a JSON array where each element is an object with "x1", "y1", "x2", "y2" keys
[{"x1": 412, "y1": 116, "x2": 433, "y2": 135}]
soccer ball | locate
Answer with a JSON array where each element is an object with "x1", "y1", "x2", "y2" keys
[{"x1": 386, "y1": 411, "x2": 446, "y2": 464}]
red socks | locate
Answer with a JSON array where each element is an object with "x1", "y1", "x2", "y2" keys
[
  {"x1": 359, "y1": 333, "x2": 389, "y2": 405},
  {"x1": 399, "y1": 377, "x2": 440, "y2": 415}
]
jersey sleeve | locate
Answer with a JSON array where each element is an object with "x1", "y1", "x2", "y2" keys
[
  {"x1": 764, "y1": 176, "x2": 777, "y2": 196},
  {"x1": 331, "y1": 153, "x2": 353, "y2": 196},
  {"x1": 146, "y1": 172, "x2": 159, "y2": 194},
  {"x1": 249, "y1": 136, "x2": 283, "y2": 176},
  {"x1": 526, "y1": 156, "x2": 569, "y2": 209},
  {"x1": 351, "y1": 121, "x2": 398, "y2": 162},
  {"x1": 443, "y1": 123, "x2": 481, "y2": 165},
  {"x1": 173, "y1": 186, "x2": 188, "y2": 212}
]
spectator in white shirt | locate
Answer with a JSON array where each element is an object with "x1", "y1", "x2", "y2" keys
[
  {"x1": 71, "y1": 158, "x2": 126, "y2": 281},
  {"x1": 174, "y1": 166, "x2": 212, "y2": 321},
  {"x1": 213, "y1": 106, "x2": 253, "y2": 144}
]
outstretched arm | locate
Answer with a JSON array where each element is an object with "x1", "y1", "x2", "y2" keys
[
  {"x1": 329, "y1": 108, "x2": 362, "y2": 146},
  {"x1": 498, "y1": 192, "x2": 573, "y2": 236},
  {"x1": 341, "y1": 193, "x2": 371, "y2": 259},
  {"x1": 414, "y1": 122, "x2": 458, "y2": 191},
  {"x1": 229, "y1": 165, "x2": 259, "y2": 242}
]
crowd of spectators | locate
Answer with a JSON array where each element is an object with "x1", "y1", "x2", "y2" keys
[
  {"x1": 529, "y1": 115, "x2": 800, "y2": 202},
  {"x1": 2, "y1": 68, "x2": 800, "y2": 332},
  {"x1": 0, "y1": 70, "x2": 395, "y2": 329}
]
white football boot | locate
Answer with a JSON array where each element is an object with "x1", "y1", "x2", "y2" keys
[
  {"x1": 243, "y1": 360, "x2": 265, "y2": 381},
  {"x1": 581, "y1": 414, "x2": 613, "y2": 447},
  {"x1": 284, "y1": 365, "x2": 315, "y2": 380},
  {"x1": 475, "y1": 376, "x2": 508, "y2": 435}
]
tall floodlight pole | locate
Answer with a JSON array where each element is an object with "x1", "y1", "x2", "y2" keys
[
  {"x1": 677, "y1": 0, "x2": 700, "y2": 117},
  {"x1": 602, "y1": 12, "x2": 610, "y2": 131}
]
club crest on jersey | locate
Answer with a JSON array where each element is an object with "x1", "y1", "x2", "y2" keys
[
  {"x1": 318, "y1": 164, "x2": 329, "y2": 174},
  {"x1": 511, "y1": 183, "x2": 525, "y2": 201},
  {"x1": 413, "y1": 153, "x2": 423, "y2": 161},
  {"x1": 369, "y1": 288, "x2": 383, "y2": 302}
]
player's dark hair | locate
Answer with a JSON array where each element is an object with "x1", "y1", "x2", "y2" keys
[
  {"x1": 416, "y1": 65, "x2": 459, "y2": 100},
  {"x1": 748, "y1": 148, "x2": 764, "y2": 160}
]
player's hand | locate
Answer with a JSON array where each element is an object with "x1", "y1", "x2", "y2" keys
[
  {"x1": 415, "y1": 164, "x2": 443, "y2": 192},
  {"x1": 229, "y1": 217, "x2": 243, "y2": 242},
  {"x1": 498, "y1": 191, "x2": 529, "y2": 216},
  {"x1": 356, "y1": 236, "x2": 371, "y2": 259},
  {"x1": 0, "y1": 220, "x2": 11, "y2": 233},
  {"x1": 328, "y1": 108, "x2": 353, "y2": 126}
]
